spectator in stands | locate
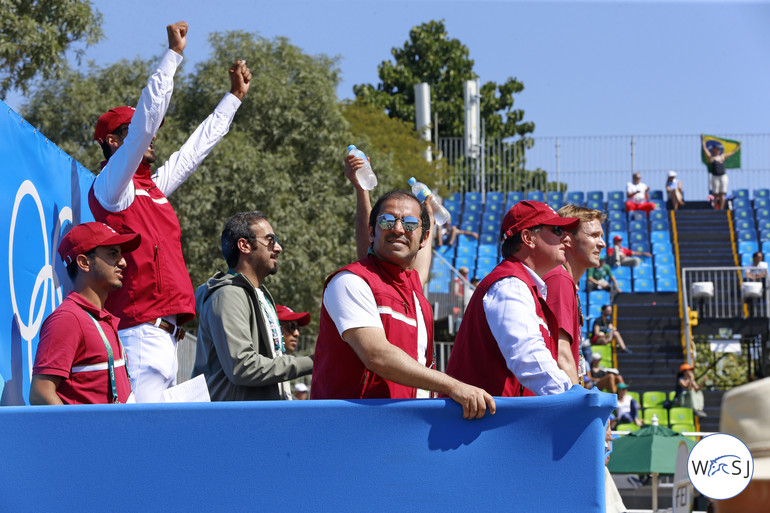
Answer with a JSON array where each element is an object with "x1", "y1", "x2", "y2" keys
[
  {"x1": 293, "y1": 382, "x2": 309, "y2": 400},
  {"x1": 714, "y1": 377, "x2": 770, "y2": 513},
  {"x1": 436, "y1": 222, "x2": 478, "y2": 247},
  {"x1": 625, "y1": 172, "x2": 656, "y2": 214},
  {"x1": 586, "y1": 257, "x2": 621, "y2": 299},
  {"x1": 276, "y1": 304, "x2": 310, "y2": 355},
  {"x1": 665, "y1": 170, "x2": 685, "y2": 211},
  {"x1": 585, "y1": 352, "x2": 624, "y2": 393},
  {"x1": 675, "y1": 363, "x2": 706, "y2": 417},
  {"x1": 608, "y1": 235, "x2": 650, "y2": 268},
  {"x1": 614, "y1": 383, "x2": 643, "y2": 427},
  {"x1": 470, "y1": 276, "x2": 480, "y2": 288},
  {"x1": 745, "y1": 251, "x2": 768, "y2": 281},
  {"x1": 702, "y1": 135, "x2": 740, "y2": 211},
  {"x1": 592, "y1": 305, "x2": 631, "y2": 353}
]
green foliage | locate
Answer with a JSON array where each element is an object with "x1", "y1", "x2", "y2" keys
[
  {"x1": 341, "y1": 101, "x2": 446, "y2": 193},
  {"x1": 0, "y1": 0, "x2": 103, "y2": 96}
]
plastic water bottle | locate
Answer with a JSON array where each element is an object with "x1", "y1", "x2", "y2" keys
[
  {"x1": 408, "y1": 177, "x2": 451, "y2": 226},
  {"x1": 347, "y1": 145, "x2": 377, "y2": 190}
]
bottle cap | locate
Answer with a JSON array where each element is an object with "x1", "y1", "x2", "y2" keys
[
  {"x1": 347, "y1": 145, "x2": 357, "y2": 151},
  {"x1": 408, "y1": 177, "x2": 416, "y2": 185}
]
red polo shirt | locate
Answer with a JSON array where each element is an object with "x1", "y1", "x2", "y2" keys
[{"x1": 33, "y1": 292, "x2": 132, "y2": 404}]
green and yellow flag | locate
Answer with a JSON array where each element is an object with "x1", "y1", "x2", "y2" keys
[{"x1": 701, "y1": 134, "x2": 741, "y2": 168}]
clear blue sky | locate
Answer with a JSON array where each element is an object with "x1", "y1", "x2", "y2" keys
[{"x1": 4, "y1": 0, "x2": 769, "y2": 137}]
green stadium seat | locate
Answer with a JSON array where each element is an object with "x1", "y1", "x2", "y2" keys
[
  {"x1": 642, "y1": 390, "x2": 667, "y2": 409},
  {"x1": 669, "y1": 407, "x2": 695, "y2": 425},
  {"x1": 643, "y1": 407, "x2": 669, "y2": 426}
]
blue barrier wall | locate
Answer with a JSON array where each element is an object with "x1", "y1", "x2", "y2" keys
[
  {"x1": 0, "y1": 100, "x2": 95, "y2": 405},
  {"x1": 0, "y1": 387, "x2": 615, "y2": 511}
]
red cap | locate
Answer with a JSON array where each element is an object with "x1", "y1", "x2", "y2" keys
[
  {"x1": 58, "y1": 222, "x2": 141, "y2": 266},
  {"x1": 94, "y1": 106, "x2": 136, "y2": 144},
  {"x1": 500, "y1": 201, "x2": 580, "y2": 241},
  {"x1": 613, "y1": 235, "x2": 623, "y2": 242},
  {"x1": 275, "y1": 305, "x2": 310, "y2": 326}
]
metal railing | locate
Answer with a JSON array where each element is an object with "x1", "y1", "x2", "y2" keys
[
  {"x1": 438, "y1": 133, "x2": 770, "y2": 201},
  {"x1": 681, "y1": 266, "x2": 770, "y2": 365}
]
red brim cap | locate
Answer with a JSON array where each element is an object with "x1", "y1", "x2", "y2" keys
[
  {"x1": 58, "y1": 222, "x2": 141, "y2": 266},
  {"x1": 275, "y1": 305, "x2": 310, "y2": 326},
  {"x1": 500, "y1": 200, "x2": 580, "y2": 241},
  {"x1": 94, "y1": 106, "x2": 165, "y2": 144}
]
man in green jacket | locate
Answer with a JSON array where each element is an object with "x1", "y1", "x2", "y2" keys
[{"x1": 193, "y1": 211, "x2": 313, "y2": 400}]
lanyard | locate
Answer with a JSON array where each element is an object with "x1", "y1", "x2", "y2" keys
[{"x1": 86, "y1": 314, "x2": 126, "y2": 403}]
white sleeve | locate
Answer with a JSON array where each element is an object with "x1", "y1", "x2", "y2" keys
[
  {"x1": 93, "y1": 50, "x2": 183, "y2": 212},
  {"x1": 153, "y1": 92, "x2": 242, "y2": 197},
  {"x1": 323, "y1": 271, "x2": 384, "y2": 335},
  {"x1": 483, "y1": 277, "x2": 572, "y2": 396}
]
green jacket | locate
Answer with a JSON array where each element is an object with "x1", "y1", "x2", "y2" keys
[{"x1": 192, "y1": 271, "x2": 313, "y2": 401}]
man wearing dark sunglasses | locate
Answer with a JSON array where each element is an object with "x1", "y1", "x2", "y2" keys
[
  {"x1": 88, "y1": 22, "x2": 251, "y2": 403},
  {"x1": 312, "y1": 156, "x2": 495, "y2": 419},
  {"x1": 446, "y1": 201, "x2": 579, "y2": 398},
  {"x1": 276, "y1": 305, "x2": 310, "y2": 354},
  {"x1": 193, "y1": 211, "x2": 313, "y2": 401}
]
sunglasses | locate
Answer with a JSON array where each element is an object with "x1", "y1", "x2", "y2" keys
[
  {"x1": 281, "y1": 321, "x2": 300, "y2": 332},
  {"x1": 550, "y1": 226, "x2": 563, "y2": 236},
  {"x1": 376, "y1": 214, "x2": 421, "y2": 232},
  {"x1": 253, "y1": 234, "x2": 279, "y2": 248}
]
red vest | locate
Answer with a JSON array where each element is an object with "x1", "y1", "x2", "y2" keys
[
  {"x1": 88, "y1": 162, "x2": 195, "y2": 329},
  {"x1": 445, "y1": 257, "x2": 560, "y2": 397},
  {"x1": 311, "y1": 255, "x2": 435, "y2": 399},
  {"x1": 544, "y1": 265, "x2": 581, "y2": 369}
]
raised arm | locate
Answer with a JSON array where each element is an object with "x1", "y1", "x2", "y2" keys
[
  {"x1": 413, "y1": 194, "x2": 435, "y2": 287},
  {"x1": 701, "y1": 135, "x2": 712, "y2": 162},
  {"x1": 344, "y1": 154, "x2": 373, "y2": 262},
  {"x1": 723, "y1": 143, "x2": 741, "y2": 159}
]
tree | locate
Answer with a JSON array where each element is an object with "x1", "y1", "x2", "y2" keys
[
  {"x1": 354, "y1": 20, "x2": 554, "y2": 194},
  {"x1": 0, "y1": 0, "x2": 103, "y2": 96}
]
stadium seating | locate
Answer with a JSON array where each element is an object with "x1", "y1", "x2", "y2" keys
[
  {"x1": 614, "y1": 423, "x2": 640, "y2": 433},
  {"x1": 733, "y1": 188, "x2": 749, "y2": 200},
  {"x1": 586, "y1": 199, "x2": 603, "y2": 211},
  {"x1": 669, "y1": 407, "x2": 695, "y2": 426},
  {"x1": 670, "y1": 423, "x2": 698, "y2": 441},
  {"x1": 586, "y1": 190, "x2": 604, "y2": 202},
  {"x1": 755, "y1": 188, "x2": 770, "y2": 200},
  {"x1": 527, "y1": 190, "x2": 545, "y2": 202},
  {"x1": 630, "y1": 241, "x2": 651, "y2": 253},
  {"x1": 650, "y1": 190, "x2": 664, "y2": 200},
  {"x1": 656, "y1": 277, "x2": 678, "y2": 292},
  {"x1": 607, "y1": 190, "x2": 624, "y2": 202},
  {"x1": 612, "y1": 266, "x2": 631, "y2": 280},
  {"x1": 739, "y1": 240, "x2": 759, "y2": 254},
  {"x1": 566, "y1": 191, "x2": 585, "y2": 205},
  {"x1": 649, "y1": 210, "x2": 667, "y2": 222},
  {"x1": 477, "y1": 244, "x2": 497, "y2": 258},
  {"x1": 591, "y1": 344, "x2": 612, "y2": 363},
  {"x1": 479, "y1": 232, "x2": 497, "y2": 245},
  {"x1": 650, "y1": 220, "x2": 670, "y2": 233},
  {"x1": 643, "y1": 407, "x2": 669, "y2": 426},
  {"x1": 733, "y1": 197, "x2": 751, "y2": 210},
  {"x1": 464, "y1": 191, "x2": 482, "y2": 204},
  {"x1": 642, "y1": 391, "x2": 667, "y2": 409},
  {"x1": 653, "y1": 252, "x2": 675, "y2": 266},
  {"x1": 756, "y1": 208, "x2": 770, "y2": 220},
  {"x1": 633, "y1": 278, "x2": 654, "y2": 292},
  {"x1": 607, "y1": 200, "x2": 624, "y2": 212},
  {"x1": 506, "y1": 191, "x2": 525, "y2": 207},
  {"x1": 486, "y1": 191, "x2": 504, "y2": 205}
]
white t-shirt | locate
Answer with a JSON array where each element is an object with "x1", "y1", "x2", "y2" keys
[
  {"x1": 626, "y1": 182, "x2": 648, "y2": 203},
  {"x1": 323, "y1": 271, "x2": 429, "y2": 396}
]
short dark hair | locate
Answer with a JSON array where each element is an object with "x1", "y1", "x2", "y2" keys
[
  {"x1": 221, "y1": 211, "x2": 269, "y2": 269},
  {"x1": 66, "y1": 248, "x2": 98, "y2": 282},
  {"x1": 368, "y1": 190, "x2": 430, "y2": 241},
  {"x1": 501, "y1": 225, "x2": 542, "y2": 259},
  {"x1": 602, "y1": 304, "x2": 612, "y2": 312}
]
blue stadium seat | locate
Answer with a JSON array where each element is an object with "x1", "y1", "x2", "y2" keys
[
  {"x1": 652, "y1": 241, "x2": 673, "y2": 254},
  {"x1": 754, "y1": 188, "x2": 770, "y2": 200},
  {"x1": 734, "y1": 189, "x2": 749, "y2": 200},
  {"x1": 651, "y1": 200, "x2": 666, "y2": 211},
  {"x1": 630, "y1": 241, "x2": 651, "y2": 253},
  {"x1": 734, "y1": 208, "x2": 753, "y2": 222},
  {"x1": 566, "y1": 191, "x2": 585, "y2": 205},
  {"x1": 588, "y1": 303, "x2": 603, "y2": 319},
  {"x1": 586, "y1": 191, "x2": 604, "y2": 202},
  {"x1": 629, "y1": 220, "x2": 648, "y2": 233},
  {"x1": 656, "y1": 277, "x2": 678, "y2": 292},
  {"x1": 506, "y1": 191, "x2": 525, "y2": 207},
  {"x1": 454, "y1": 255, "x2": 475, "y2": 269},
  {"x1": 739, "y1": 240, "x2": 759, "y2": 254},
  {"x1": 475, "y1": 268, "x2": 493, "y2": 280},
  {"x1": 740, "y1": 252, "x2": 754, "y2": 266},
  {"x1": 628, "y1": 232, "x2": 648, "y2": 245},
  {"x1": 650, "y1": 190, "x2": 664, "y2": 200},
  {"x1": 756, "y1": 208, "x2": 770, "y2": 220},
  {"x1": 736, "y1": 229, "x2": 757, "y2": 242},
  {"x1": 758, "y1": 219, "x2": 770, "y2": 232},
  {"x1": 457, "y1": 235, "x2": 478, "y2": 249},
  {"x1": 577, "y1": 290, "x2": 587, "y2": 308},
  {"x1": 650, "y1": 231, "x2": 670, "y2": 244},
  {"x1": 613, "y1": 266, "x2": 631, "y2": 280},
  {"x1": 481, "y1": 211, "x2": 500, "y2": 224},
  {"x1": 546, "y1": 199, "x2": 564, "y2": 211},
  {"x1": 733, "y1": 197, "x2": 751, "y2": 211},
  {"x1": 607, "y1": 211, "x2": 625, "y2": 223},
  {"x1": 650, "y1": 220, "x2": 670, "y2": 232},
  {"x1": 607, "y1": 190, "x2": 624, "y2": 202},
  {"x1": 654, "y1": 252, "x2": 675, "y2": 266},
  {"x1": 464, "y1": 191, "x2": 482, "y2": 204},
  {"x1": 608, "y1": 231, "x2": 626, "y2": 244},
  {"x1": 578, "y1": 274, "x2": 587, "y2": 291},
  {"x1": 456, "y1": 244, "x2": 476, "y2": 258},
  {"x1": 615, "y1": 277, "x2": 631, "y2": 292},
  {"x1": 655, "y1": 264, "x2": 676, "y2": 280},
  {"x1": 476, "y1": 255, "x2": 497, "y2": 269},
  {"x1": 463, "y1": 202, "x2": 483, "y2": 217},
  {"x1": 754, "y1": 197, "x2": 770, "y2": 210},
  {"x1": 460, "y1": 221, "x2": 479, "y2": 233},
  {"x1": 479, "y1": 232, "x2": 497, "y2": 245},
  {"x1": 760, "y1": 229, "x2": 770, "y2": 242},
  {"x1": 480, "y1": 221, "x2": 499, "y2": 235},
  {"x1": 527, "y1": 190, "x2": 545, "y2": 202},
  {"x1": 607, "y1": 200, "x2": 624, "y2": 212},
  {"x1": 435, "y1": 245, "x2": 455, "y2": 259},
  {"x1": 486, "y1": 191, "x2": 504, "y2": 205},
  {"x1": 633, "y1": 266, "x2": 653, "y2": 280},
  {"x1": 762, "y1": 241, "x2": 770, "y2": 254},
  {"x1": 734, "y1": 219, "x2": 755, "y2": 232},
  {"x1": 627, "y1": 211, "x2": 647, "y2": 222},
  {"x1": 633, "y1": 278, "x2": 654, "y2": 293},
  {"x1": 589, "y1": 290, "x2": 611, "y2": 307},
  {"x1": 444, "y1": 202, "x2": 461, "y2": 218},
  {"x1": 445, "y1": 192, "x2": 462, "y2": 204},
  {"x1": 587, "y1": 199, "x2": 604, "y2": 211},
  {"x1": 462, "y1": 211, "x2": 479, "y2": 225},
  {"x1": 546, "y1": 191, "x2": 564, "y2": 205},
  {"x1": 649, "y1": 210, "x2": 667, "y2": 222},
  {"x1": 608, "y1": 220, "x2": 627, "y2": 233},
  {"x1": 477, "y1": 244, "x2": 497, "y2": 258},
  {"x1": 483, "y1": 202, "x2": 504, "y2": 215}
]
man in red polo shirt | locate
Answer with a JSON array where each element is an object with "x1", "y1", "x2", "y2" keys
[
  {"x1": 30, "y1": 223, "x2": 141, "y2": 404},
  {"x1": 446, "y1": 201, "x2": 578, "y2": 397},
  {"x1": 88, "y1": 21, "x2": 251, "y2": 402}
]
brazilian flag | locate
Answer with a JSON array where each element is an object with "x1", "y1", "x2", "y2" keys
[{"x1": 701, "y1": 134, "x2": 741, "y2": 168}]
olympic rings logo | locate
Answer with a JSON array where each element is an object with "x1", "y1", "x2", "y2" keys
[{"x1": 8, "y1": 180, "x2": 72, "y2": 371}]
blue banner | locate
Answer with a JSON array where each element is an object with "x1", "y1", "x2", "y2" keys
[{"x1": 0, "y1": 100, "x2": 95, "y2": 405}]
